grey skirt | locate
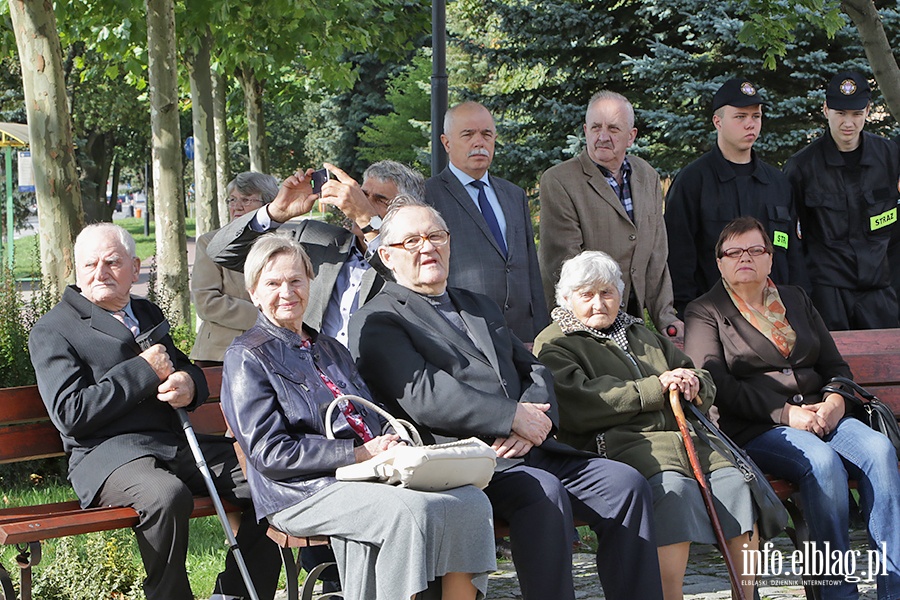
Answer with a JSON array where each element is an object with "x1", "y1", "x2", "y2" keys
[
  {"x1": 270, "y1": 481, "x2": 497, "y2": 600},
  {"x1": 649, "y1": 466, "x2": 756, "y2": 546}
]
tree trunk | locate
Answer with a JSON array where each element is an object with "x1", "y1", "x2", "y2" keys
[
  {"x1": 9, "y1": 0, "x2": 83, "y2": 294},
  {"x1": 212, "y1": 68, "x2": 230, "y2": 224},
  {"x1": 109, "y1": 157, "x2": 122, "y2": 219},
  {"x1": 236, "y1": 64, "x2": 268, "y2": 173},
  {"x1": 842, "y1": 0, "x2": 900, "y2": 119},
  {"x1": 79, "y1": 130, "x2": 115, "y2": 223},
  {"x1": 186, "y1": 29, "x2": 219, "y2": 236},
  {"x1": 146, "y1": 0, "x2": 189, "y2": 325}
]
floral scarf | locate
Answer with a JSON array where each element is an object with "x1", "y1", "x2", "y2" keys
[{"x1": 724, "y1": 278, "x2": 796, "y2": 358}]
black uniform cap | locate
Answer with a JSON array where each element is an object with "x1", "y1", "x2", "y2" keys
[
  {"x1": 712, "y1": 79, "x2": 766, "y2": 112},
  {"x1": 825, "y1": 71, "x2": 870, "y2": 110}
]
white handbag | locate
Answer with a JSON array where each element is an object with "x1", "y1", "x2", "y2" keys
[{"x1": 325, "y1": 395, "x2": 497, "y2": 492}]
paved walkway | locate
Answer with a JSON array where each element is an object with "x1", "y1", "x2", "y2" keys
[
  {"x1": 487, "y1": 531, "x2": 878, "y2": 599},
  {"x1": 284, "y1": 529, "x2": 878, "y2": 600}
]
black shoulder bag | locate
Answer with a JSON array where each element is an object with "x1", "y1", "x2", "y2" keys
[
  {"x1": 686, "y1": 404, "x2": 789, "y2": 540},
  {"x1": 821, "y1": 376, "x2": 900, "y2": 460}
]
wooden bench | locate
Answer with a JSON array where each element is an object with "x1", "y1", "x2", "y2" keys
[
  {"x1": 693, "y1": 329, "x2": 900, "y2": 600},
  {"x1": 0, "y1": 367, "x2": 330, "y2": 600},
  {"x1": 2, "y1": 330, "x2": 897, "y2": 600}
]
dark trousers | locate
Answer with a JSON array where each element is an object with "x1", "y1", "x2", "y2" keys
[
  {"x1": 484, "y1": 448, "x2": 663, "y2": 600},
  {"x1": 811, "y1": 284, "x2": 899, "y2": 330},
  {"x1": 95, "y1": 438, "x2": 282, "y2": 600}
]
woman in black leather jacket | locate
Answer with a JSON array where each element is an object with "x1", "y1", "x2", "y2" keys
[{"x1": 221, "y1": 234, "x2": 496, "y2": 600}]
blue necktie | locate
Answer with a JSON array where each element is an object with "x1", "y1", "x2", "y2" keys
[{"x1": 469, "y1": 180, "x2": 507, "y2": 257}]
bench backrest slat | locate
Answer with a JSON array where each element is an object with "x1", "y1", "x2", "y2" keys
[
  {"x1": 2, "y1": 347, "x2": 898, "y2": 464},
  {"x1": 0, "y1": 367, "x2": 226, "y2": 464},
  {"x1": 0, "y1": 385, "x2": 57, "y2": 424}
]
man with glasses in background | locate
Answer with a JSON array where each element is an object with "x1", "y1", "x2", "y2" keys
[{"x1": 208, "y1": 160, "x2": 424, "y2": 346}]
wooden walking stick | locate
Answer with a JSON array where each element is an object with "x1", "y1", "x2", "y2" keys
[{"x1": 668, "y1": 388, "x2": 746, "y2": 600}]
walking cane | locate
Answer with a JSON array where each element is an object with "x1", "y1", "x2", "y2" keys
[
  {"x1": 137, "y1": 321, "x2": 261, "y2": 600},
  {"x1": 668, "y1": 388, "x2": 746, "y2": 600}
]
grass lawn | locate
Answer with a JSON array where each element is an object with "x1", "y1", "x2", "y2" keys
[
  {"x1": 11, "y1": 217, "x2": 196, "y2": 280},
  {"x1": 0, "y1": 472, "x2": 289, "y2": 599}
]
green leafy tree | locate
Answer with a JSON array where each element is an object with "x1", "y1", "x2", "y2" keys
[
  {"x1": 447, "y1": 0, "x2": 899, "y2": 188},
  {"x1": 625, "y1": 0, "x2": 889, "y2": 173},
  {"x1": 739, "y1": 0, "x2": 900, "y2": 119},
  {"x1": 8, "y1": 0, "x2": 84, "y2": 293},
  {"x1": 357, "y1": 51, "x2": 431, "y2": 172}
]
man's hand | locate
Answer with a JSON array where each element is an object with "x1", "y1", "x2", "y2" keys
[
  {"x1": 266, "y1": 169, "x2": 318, "y2": 223},
  {"x1": 319, "y1": 163, "x2": 382, "y2": 227},
  {"x1": 491, "y1": 433, "x2": 534, "y2": 458},
  {"x1": 140, "y1": 344, "x2": 174, "y2": 381},
  {"x1": 157, "y1": 371, "x2": 196, "y2": 409},
  {"x1": 511, "y1": 402, "x2": 552, "y2": 446}
]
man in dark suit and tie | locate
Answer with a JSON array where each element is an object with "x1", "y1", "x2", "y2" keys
[
  {"x1": 208, "y1": 160, "x2": 423, "y2": 347},
  {"x1": 425, "y1": 101, "x2": 548, "y2": 343},
  {"x1": 28, "y1": 223, "x2": 280, "y2": 600},
  {"x1": 349, "y1": 199, "x2": 663, "y2": 600}
]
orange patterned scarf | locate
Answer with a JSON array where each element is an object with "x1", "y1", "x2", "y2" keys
[{"x1": 724, "y1": 278, "x2": 796, "y2": 358}]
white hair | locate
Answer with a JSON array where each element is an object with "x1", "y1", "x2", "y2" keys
[
  {"x1": 555, "y1": 251, "x2": 625, "y2": 309},
  {"x1": 74, "y1": 223, "x2": 137, "y2": 259},
  {"x1": 586, "y1": 90, "x2": 635, "y2": 129}
]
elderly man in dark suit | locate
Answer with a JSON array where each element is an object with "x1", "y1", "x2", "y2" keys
[
  {"x1": 349, "y1": 198, "x2": 663, "y2": 600},
  {"x1": 28, "y1": 223, "x2": 280, "y2": 600},
  {"x1": 208, "y1": 160, "x2": 424, "y2": 347},
  {"x1": 425, "y1": 101, "x2": 548, "y2": 343}
]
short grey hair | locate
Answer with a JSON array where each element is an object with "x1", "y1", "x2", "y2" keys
[
  {"x1": 363, "y1": 160, "x2": 426, "y2": 202},
  {"x1": 244, "y1": 235, "x2": 315, "y2": 293},
  {"x1": 586, "y1": 90, "x2": 635, "y2": 129},
  {"x1": 379, "y1": 195, "x2": 449, "y2": 246},
  {"x1": 75, "y1": 223, "x2": 137, "y2": 259},
  {"x1": 443, "y1": 101, "x2": 493, "y2": 135},
  {"x1": 226, "y1": 172, "x2": 279, "y2": 204},
  {"x1": 555, "y1": 251, "x2": 625, "y2": 309}
]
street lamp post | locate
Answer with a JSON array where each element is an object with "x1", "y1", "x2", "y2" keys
[{"x1": 431, "y1": 0, "x2": 448, "y2": 177}]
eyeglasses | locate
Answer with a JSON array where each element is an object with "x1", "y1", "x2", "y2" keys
[
  {"x1": 386, "y1": 230, "x2": 450, "y2": 252},
  {"x1": 227, "y1": 196, "x2": 262, "y2": 207},
  {"x1": 720, "y1": 245, "x2": 770, "y2": 259}
]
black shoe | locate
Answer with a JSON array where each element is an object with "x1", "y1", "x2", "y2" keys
[{"x1": 495, "y1": 538, "x2": 513, "y2": 560}]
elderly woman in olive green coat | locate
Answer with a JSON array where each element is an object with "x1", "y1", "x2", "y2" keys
[{"x1": 534, "y1": 251, "x2": 758, "y2": 600}]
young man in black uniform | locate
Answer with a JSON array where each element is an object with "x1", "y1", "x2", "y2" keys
[
  {"x1": 666, "y1": 78, "x2": 807, "y2": 317},
  {"x1": 784, "y1": 71, "x2": 900, "y2": 330}
]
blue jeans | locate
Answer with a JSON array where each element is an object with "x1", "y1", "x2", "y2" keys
[{"x1": 745, "y1": 418, "x2": 900, "y2": 600}]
